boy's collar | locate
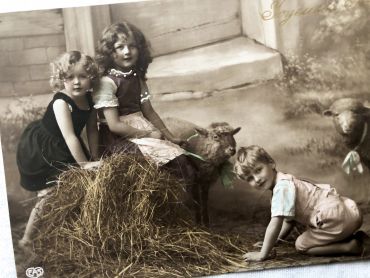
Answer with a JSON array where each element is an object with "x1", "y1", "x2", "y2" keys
[
  {"x1": 270, "y1": 169, "x2": 278, "y2": 191},
  {"x1": 275, "y1": 171, "x2": 293, "y2": 182}
]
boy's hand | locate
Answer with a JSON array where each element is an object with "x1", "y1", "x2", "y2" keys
[
  {"x1": 242, "y1": 249, "x2": 277, "y2": 262},
  {"x1": 242, "y1": 251, "x2": 265, "y2": 262}
]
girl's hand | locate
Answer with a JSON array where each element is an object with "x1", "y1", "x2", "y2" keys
[
  {"x1": 81, "y1": 161, "x2": 101, "y2": 170},
  {"x1": 242, "y1": 251, "x2": 265, "y2": 262},
  {"x1": 169, "y1": 137, "x2": 185, "y2": 146},
  {"x1": 148, "y1": 130, "x2": 163, "y2": 139},
  {"x1": 253, "y1": 241, "x2": 263, "y2": 248}
]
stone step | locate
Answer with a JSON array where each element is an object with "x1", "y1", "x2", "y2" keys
[
  {"x1": 0, "y1": 36, "x2": 283, "y2": 114},
  {"x1": 147, "y1": 36, "x2": 283, "y2": 101}
]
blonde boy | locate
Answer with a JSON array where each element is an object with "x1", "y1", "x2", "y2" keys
[{"x1": 234, "y1": 145, "x2": 369, "y2": 261}]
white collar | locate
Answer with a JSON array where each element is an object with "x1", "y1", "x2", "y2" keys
[{"x1": 108, "y1": 68, "x2": 136, "y2": 78}]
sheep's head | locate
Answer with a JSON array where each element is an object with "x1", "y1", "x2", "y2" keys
[
  {"x1": 187, "y1": 122, "x2": 241, "y2": 165},
  {"x1": 323, "y1": 98, "x2": 369, "y2": 145}
]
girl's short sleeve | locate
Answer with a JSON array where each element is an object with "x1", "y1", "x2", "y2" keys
[
  {"x1": 271, "y1": 180, "x2": 296, "y2": 218},
  {"x1": 92, "y1": 76, "x2": 119, "y2": 109},
  {"x1": 139, "y1": 79, "x2": 151, "y2": 104}
]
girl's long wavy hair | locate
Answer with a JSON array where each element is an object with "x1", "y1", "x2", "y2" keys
[
  {"x1": 95, "y1": 21, "x2": 153, "y2": 79},
  {"x1": 49, "y1": 50, "x2": 99, "y2": 92}
]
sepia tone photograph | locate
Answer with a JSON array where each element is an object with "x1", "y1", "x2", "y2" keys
[{"x1": 1, "y1": 0, "x2": 370, "y2": 277}]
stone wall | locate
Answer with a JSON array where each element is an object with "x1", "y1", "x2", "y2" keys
[
  {"x1": 0, "y1": 9, "x2": 66, "y2": 97},
  {"x1": 109, "y1": 0, "x2": 242, "y2": 57}
]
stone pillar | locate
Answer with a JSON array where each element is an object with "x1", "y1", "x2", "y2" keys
[
  {"x1": 62, "y1": 5, "x2": 111, "y2": 56},
  {"x1": 240, "y1": 0, "x2": 279, "y2": 49}
]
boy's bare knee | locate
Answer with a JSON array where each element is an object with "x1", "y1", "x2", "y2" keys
[{"x1": 295, "y1": 236, "x2": 309, "y2": 253}]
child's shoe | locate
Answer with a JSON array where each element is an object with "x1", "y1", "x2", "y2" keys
[
  {"x1": 353, "y1": 230, "x2": 370, "y2": 257},
  {"x1": 18, "y1": 238, "x2": 33, "y2": 255}
]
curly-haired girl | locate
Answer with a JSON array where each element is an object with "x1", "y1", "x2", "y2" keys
[
  {"x1": 17, "y1": 51, "x2": 100, "y2": 248},
  {"x1": 93, "y1": 21, "x2": 185, "y2": 165}
]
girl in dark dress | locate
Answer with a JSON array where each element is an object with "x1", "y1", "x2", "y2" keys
[
  {"x1": 93, "y1": 22, "x2": 186, "y2": 166},
  {"x1": 17, "y1": 51, "x2": 100, "y2": 249}
]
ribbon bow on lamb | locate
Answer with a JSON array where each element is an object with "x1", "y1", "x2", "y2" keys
[
  {"x1": 342, "y1": 150, "x2": 363, "y2": 175},
  {"x1": 342, "y1": 123, "x2": 367, "y2": 175}
]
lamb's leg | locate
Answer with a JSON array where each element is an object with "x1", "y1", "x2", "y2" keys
[
  {"x1": 189, "y1": 183, "x2": 202, "y2": 224},
  {"x1": 200, "y1": 184, "x2": 210, "y2": 227},
  {"x1": 163, "y1": 155, "x2": 194, "y2": 181},
  {"x1": 362, "y1": 157, "x2": 370, "y2": 171}
]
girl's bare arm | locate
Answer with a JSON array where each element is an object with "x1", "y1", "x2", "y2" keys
[
  {"x1": 141, "y1": 100, "x2": 183, "y2": 144},
  {"x1": 53, "y1": 99, "x2": 89, "y2": 166},
  {"x1": 86, "y1": 108, "x2": 99, "y2": 160},
  {"x1": 102, "y1": 107, "x2": 153, "y2": 138}
]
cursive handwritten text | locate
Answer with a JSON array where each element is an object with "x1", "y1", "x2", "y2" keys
[{"x1": 259, "y1": 0, "x2": 363, "y2": 26}]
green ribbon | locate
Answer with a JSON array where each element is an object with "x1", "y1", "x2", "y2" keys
[
  {"x1": 219, "y1": 160, "x2": 237, "y2": 189},
  {"x1": 342, "y1": 150, "x2": 363, "y2": 175},
  {"x1": 184, "y1": 132, "x2": 236, "y2": 188},
  {"x1": 184, "y1": 132, "x2": 206, "y2": 161},
  {"x1": 184, "y1": 151, "x2": 206, "y2": 161},
  {"x1": 341, "y1": 122, "x2": 367, "y2": 175}
]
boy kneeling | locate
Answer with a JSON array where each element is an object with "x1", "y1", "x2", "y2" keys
[{"x1": 234, "y1": 145, "x2": 369, "y2": 261}]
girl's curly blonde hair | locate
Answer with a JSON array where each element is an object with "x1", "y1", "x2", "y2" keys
[{"x1": 49, "y1": 51, "x2": 99, "y2": 91}]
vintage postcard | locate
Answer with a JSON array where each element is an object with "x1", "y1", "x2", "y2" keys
[{"x1": 1, "y1": 0, "x2": 370, "y2": 277}]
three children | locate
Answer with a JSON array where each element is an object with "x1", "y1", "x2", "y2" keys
[{"x1": 15, "y1": 20, "x2": 370, "y2": 262}]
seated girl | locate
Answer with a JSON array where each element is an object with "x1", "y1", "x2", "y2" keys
[{"x1": 93, "y1": 21, "x2": 185, "y2": 166}]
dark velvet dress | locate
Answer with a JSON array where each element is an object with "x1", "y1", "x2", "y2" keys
[
  {"x1": 93, "y1": 69, "x2": 145, "y2": 155},
  {"x1": 16, "y1": 92, "x2": 92, "y2": 191},
  {"x1": 93, "y1": 68, "x2": 185, "y2": 164}
]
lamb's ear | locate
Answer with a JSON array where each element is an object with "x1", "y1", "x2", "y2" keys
[
  {"x1": 323, "y1": 110, "x2": 333, "y2": 117},
  {"x1": 232, "y1": 127, "x2": 241, "y2": 135},
  {"x1": 194, "y1": 127, "x2": 208, "y2": 136}
]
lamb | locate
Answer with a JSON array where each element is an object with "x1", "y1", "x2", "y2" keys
[
  {"x1": 101, "y1": 117, "x2": 241, "y2": 226},
  {"x1": 164, "y1": 118, "x2": 241, "y2": 226},
  {"x1": 323, "y1": 98, "x2": 370, "y2": 172}
]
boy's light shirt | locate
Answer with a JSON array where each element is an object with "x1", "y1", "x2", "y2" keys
[{"x1": 271, "y1": 179, "x2": 296, "y2": 218}]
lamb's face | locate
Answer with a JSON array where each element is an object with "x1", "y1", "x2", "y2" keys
[
  {"x1": 191, "y1": 124, "x2": 241, "y2": 164},
  {"x1": 324, "y1": 98, "x2": 367, "y2": 144},
  {"x1": 332, "y1": 110, "x2": 364, "y2": 136}
]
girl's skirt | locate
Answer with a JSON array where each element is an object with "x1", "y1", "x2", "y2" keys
[{"x1": 99, "y1": 112, "x2": 186, "y2": 166}]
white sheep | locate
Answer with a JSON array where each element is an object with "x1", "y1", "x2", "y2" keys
[{"x1": 324, "y1": 98, "x2": 370, "y2": 173}]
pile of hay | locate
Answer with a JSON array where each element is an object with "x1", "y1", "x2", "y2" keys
[{"x1": 33, "y1": 154, "x2": 246, "y2": 277}]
